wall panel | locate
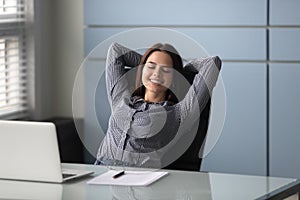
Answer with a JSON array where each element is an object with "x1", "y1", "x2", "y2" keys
[
  {"x1": 85, "y1": 28, "x2": 266, "y2": 60},
  {"x1": 176, "y1": 28, "x2": 266, "y2": 60},
  {"x1": 201, "y1": 63, "x2": 267, "y2": 176},
  {"x1": 270, "y1": 28, "x2": 300, "y2": 61},
  {"x1": 84, "y1": 0, "x2": 266, "y2": 26},
  {"x1": 270, "y1": 63, "x2": 300, "y2": 178},
  {"x1": 270, "y1": 0, "x2": 300, "y2": 25}
]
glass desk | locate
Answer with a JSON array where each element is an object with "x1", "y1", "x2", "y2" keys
[{"x1": 0, "y1": 163, "x2": 299, "y2": 200}]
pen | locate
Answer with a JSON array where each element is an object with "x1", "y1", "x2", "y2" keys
[{"x1": 113, "y1": 170, "x2": 125, "y2": 179}]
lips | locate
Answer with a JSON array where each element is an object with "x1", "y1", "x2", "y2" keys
[{"x1": 150, "y1": 79, "x2": 163, "y2": 85}]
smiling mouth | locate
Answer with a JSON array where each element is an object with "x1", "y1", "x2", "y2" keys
[{"x1": 150, "y1": 79, "x2": 163, "y2": 85}]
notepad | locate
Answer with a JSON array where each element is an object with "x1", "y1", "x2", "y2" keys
[{"x1": 87, "y1": 170, "x2": 168, "y2": 186}]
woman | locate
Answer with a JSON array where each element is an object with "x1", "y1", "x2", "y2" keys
[{"x1": 95, "y1": 42, "x2": 221, "y2": 168}]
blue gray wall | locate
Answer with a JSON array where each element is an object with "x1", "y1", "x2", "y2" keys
[{"x1": 83, "y1": 0, "x2": 300, "y2": 178}]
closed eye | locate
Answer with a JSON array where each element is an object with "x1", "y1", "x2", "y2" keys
[
  {"x1": 145, "y1": 62, "x2": 173, "y2": 73},
  {"x1": 145, "y1": 62, "x2": 156, "y2": 69},
  {"x1": 162, "y1": 67, "x2": 172, "y2": 73}
]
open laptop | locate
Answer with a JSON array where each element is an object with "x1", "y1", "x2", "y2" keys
[{"x1": 0, "y1": 120, "x2": 94, "y2": 183}]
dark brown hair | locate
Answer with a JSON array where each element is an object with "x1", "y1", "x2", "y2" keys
[{"x1": 132, "y1": 43, "x2": 184, "y2": 103}]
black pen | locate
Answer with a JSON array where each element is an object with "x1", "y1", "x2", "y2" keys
[{"x1": 113, "y1": 170, "x2": 125, "y2": 179}]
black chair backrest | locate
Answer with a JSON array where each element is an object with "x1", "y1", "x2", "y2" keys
[{"x1": 164, "y1": 64, "x2": 211, "y2": 171}]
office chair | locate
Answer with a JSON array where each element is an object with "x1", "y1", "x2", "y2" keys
[{"x1": 163, "y1": 63, "x2": 212, "y2": 171}]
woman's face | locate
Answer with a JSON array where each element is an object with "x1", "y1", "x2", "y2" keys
[{"x1": 142, "y1": 51, "x2": 174, "y2": 98}]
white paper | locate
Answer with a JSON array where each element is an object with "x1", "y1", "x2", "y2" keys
[{"x1": 87, "y1": 170, "x2": 168, "y2": 186}]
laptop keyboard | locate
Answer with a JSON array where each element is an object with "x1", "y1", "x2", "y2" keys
[{"x1": 62, "y1": 173, "x2": 76, "y2": 179}]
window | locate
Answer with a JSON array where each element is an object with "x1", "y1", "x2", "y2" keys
[{"x1": 0, "y1": 0, "x2": 27, "y2": 119}]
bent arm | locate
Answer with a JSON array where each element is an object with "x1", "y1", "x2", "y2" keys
[
  {"x1": 178, "y1": 56, "x2": 222, "y2": 120},
  {"x1": 105, "y1": 42, "x2": 142, "y2": 102}
]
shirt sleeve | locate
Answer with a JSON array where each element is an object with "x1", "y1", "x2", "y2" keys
[
  {"x1": 105, "y1": 42, "x2": 142, "y2": 103},
  {"x1": 177, "y1": 56, "x2": 222, "y2": 121}
]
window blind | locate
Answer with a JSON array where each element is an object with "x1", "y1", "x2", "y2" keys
[{"x1": 0, "y1": 0, "x2": 27, "y2": 119}]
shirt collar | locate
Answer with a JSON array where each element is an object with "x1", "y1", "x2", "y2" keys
[{"x1": 130, "y1": 96, "x2": 174, "y2": 107}]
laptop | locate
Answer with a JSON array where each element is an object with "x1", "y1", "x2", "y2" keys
[{"x1": 0, "y1": 120, "x2": 94, "y2": 183}]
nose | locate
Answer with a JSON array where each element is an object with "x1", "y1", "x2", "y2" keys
[{"x1": 153, "y1": 66, "x2": 161, "y2": 77}]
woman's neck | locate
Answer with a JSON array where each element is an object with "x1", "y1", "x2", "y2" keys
[{"x1": 144, "y1": 92, "x2": 165, "y2": 103}]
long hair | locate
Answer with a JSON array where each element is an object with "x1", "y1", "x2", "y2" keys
[{"x1": 132, "y1": 43, "x2": 184, "y2": 103}]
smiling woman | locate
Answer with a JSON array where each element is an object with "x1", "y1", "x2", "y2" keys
[
  {"x1": 95, "y1": 42, "x2": 221, "y2": 169},
  {"x1": 134, "y1": 43, "x2": 183, "y2": 104},
  {"x1": 142, "y1": 52, "x2": 174, "y2": 103}
]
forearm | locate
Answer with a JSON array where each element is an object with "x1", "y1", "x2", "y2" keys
[
  {"x1": 191, "y1": 56, "x2": 221, "y2": 98},
  {"x1": 179, "y1": 56, "x2": 222, "y2": 118},
  {"x1": 106, "y1": 42, "x2": 142, "y2": 98}
]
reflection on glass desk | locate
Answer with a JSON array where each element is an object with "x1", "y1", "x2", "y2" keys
[{"x1": 0, "y1": 163, "x2": 298, "y2": 200}]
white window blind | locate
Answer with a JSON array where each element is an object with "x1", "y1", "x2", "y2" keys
[{"x1": 0, "y1": 0, "x2": 27, "y2": 119}]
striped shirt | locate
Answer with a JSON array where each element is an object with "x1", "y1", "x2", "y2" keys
[{"x1": 95, "y1": 42, "x2": 221, "y2": 168}]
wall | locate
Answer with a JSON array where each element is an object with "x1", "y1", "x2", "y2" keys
[
  {"x1": 83, "y1": 0, "x2": 268, "y2": 173},
  {"x1": 51, "y1": 0, "x2": 84, "y2": 118},
  {"x1": 34, "y1": 0, "x2": 84, "y2": 119},
  {"x1": 33, "y1": 0, "x2": 54, "y2": 119},
  {"x1": 269, "y1": 0, "x2": 300, "y2": 178}
]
